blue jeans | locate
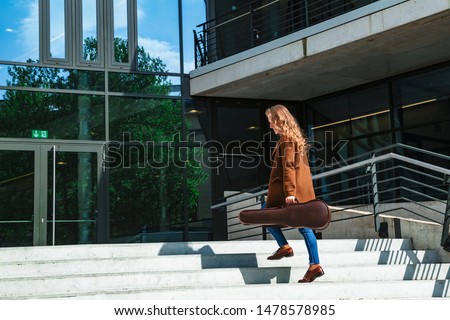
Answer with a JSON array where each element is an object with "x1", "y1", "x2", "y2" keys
[{"x1": 266, "y1": 226, "x2": 320, "y2": 265}]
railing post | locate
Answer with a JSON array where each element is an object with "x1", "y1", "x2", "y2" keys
[
  {"x1": 250, "y1": 2, "x2": 255, "y2": 48},
  {"x1": 304, "y1": 0, "x2": 310, "y2": 28},
  {"x1": 201, "y1": 24, "x2": 207, "y2": 66},
  {"x1": 370, "y1": 154, "x2": 380, "y2": 232},
  {"x1": 441, "y1": 177, "x2": 450, "y2": 251},
  {"x1": 212, "y1": 206, "x2": 228, "y2": 241},
  {"x1": 193, "y1": 30, "x2": 199, "y2": 69},
  {"x1": 260, "y1": 194, "x2": 267, "y2": 240},
  {"x1": 193, "y1": 25, "x2": 208, "y2": 68}
]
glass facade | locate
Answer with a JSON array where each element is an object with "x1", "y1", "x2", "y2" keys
[
  {"x1": 0, "y1": 0, "x2": 208, "y2": 246},
  {"x1": 306, "y1": 65, "x2": 450, "y2": 205},
  {"x1": 0, "y1": 89, "x2": 106, "y2": 140},
  {"x1": 392, "y1": 65, "x2": 450, "y2": 158},
  {"x1": 308, "y1": 84, "x2": 392, "y2": 163}
]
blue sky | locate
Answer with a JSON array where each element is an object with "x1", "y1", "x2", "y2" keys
[{"x1": 0, "y1": 0, "x2": 205, "y2": 73}]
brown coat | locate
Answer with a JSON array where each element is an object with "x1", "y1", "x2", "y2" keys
[{"x1": 266, "y1": 136, "x2": 316, "y2": 208}]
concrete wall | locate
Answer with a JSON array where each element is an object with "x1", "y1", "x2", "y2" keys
[{"x1": 318, "y1": 205, "x2": 450, "y2": 263}]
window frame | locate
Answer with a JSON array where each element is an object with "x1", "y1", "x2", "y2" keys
[
  {"x1": 75, "y1": 0, "x2": 105, "y2": 68},
  {"x1": 40, "y1": 0, "x2": 138, "y2": 70},
  {"x1": 106, "y1": 0, "x2": 138, "y2": 70},
  {"x1": 41, "y1": 0, "x2": 73, "y2": 66}
]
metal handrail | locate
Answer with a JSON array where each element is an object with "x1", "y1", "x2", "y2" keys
[
  {"x1": 376, "y1": 164, "x2": 445, "y2": 183},
  {"x1": 211, "y1": 153, "x2": 450, "y2": 209},
  {"x1": 377, "y1": 176, "x2": 447, "y2": 199},
  {"x1": 374, "y1": 205, "x2": 440, "y2": 224},
  {"x1": 382, "y1": 143, "x2": 450, "y2": 160},
  {"x1": 211, "y1": 188, "x2": 268, "y2": 210},
  {"x1": 196, "y1": 0, "x2": 281, "y2": 31},
  {"x1": 211, "y1": 146, "x2": 450, "y2": 249},
  {"x1": 311, "y1": 142, "x2": 450, "y2": 173}
]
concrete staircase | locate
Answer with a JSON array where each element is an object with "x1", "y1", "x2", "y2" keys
[{"x1": 0, "y1": 239, "x2": 449, "y2": 299}]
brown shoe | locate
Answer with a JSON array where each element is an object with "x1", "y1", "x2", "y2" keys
[
  {"x1": 298, "y1": 266, "x2": 324, "y2": 283},
  {"x1": 267, "y1": 246, "x2": 294, "y2": 260}
]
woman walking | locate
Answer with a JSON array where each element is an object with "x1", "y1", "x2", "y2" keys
[{"x1": 264, "y1": 104, "x2": 324, "y2": 283}]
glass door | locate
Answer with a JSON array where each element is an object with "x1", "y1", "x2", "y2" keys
[
  {"x1": 0, "y1": 144, "x2": 40, "y2": 247},
  {"x1": 45, "y1": 144, "x2": 101, "y2": 245},
  {"x1": 0, "y1": 143, "x2": 103, "y2": 247}
]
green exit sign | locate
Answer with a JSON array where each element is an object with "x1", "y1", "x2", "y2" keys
[{"x1": 31, "y1": 130, "x2": 48, "y2": 139}]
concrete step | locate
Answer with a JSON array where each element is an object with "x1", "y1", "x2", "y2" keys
[
  {"x1": 0, "y1": 239, "x2": 447, "y2": 300},
  {"x1": 9, "y1": 279, "x2": 450, "y2": 300},
  {"x1": 84, "y1": 279, "x2": 450, "y2": 300},
  {"x1": 0, "y1": 238, "x2": 412, "y2": 263},
  {"x1": 0, "y1": 250, "x2": 439, "y2": 279},
  {"x1": 2, "y1": 263, "x2": 449, "y2": 299}
]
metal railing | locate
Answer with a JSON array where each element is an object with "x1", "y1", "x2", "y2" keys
[
  {"x1": 194, "y1": 0, "x2": 381, "y2": 68},
  {"x1": 211, "y1": 144, "x2": 450, "y2": 250}
]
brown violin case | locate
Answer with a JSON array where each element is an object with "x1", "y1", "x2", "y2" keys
[{"x1": 239, "y1": 199, "x2": 331, "y2": 230}]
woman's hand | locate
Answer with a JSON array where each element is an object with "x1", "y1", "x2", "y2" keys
[{"x1": 285, "y1": 196, "x2": 297, "y2": 204}]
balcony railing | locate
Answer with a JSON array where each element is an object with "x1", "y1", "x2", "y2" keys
[{"x1": 194, "y1": 0, "x2": 388, "y2": 68}]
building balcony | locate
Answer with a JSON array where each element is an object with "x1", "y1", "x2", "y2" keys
[{"x1": 190, "y1": 0, "x2": 450, "y2": 101}]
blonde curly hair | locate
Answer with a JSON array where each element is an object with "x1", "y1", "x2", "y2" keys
[{"x1": 265, "y1": 104, "x2": 309, "y2": 153}]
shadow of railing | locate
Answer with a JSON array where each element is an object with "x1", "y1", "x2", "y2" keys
[
  {"x1": 355, "y1": 238, "x2": 450, "y2": 297},
  {"x1": 354, "y1": 238, "x2": 410, "y2": 251},
  {"x1": 157, "y1": 242, "x2": 292, "y2": 285}
]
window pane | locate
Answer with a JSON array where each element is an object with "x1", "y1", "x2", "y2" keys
[
  {"x1": 49, "y1": 0, "x2": 66, "y2": 59},
  {"x1": 393, "y1": 65, "x2": 450, "y2": 106},
  {"x1": 309, "y1": 84, "x2": 391, "y2": 162},
  {"x1": 107, "y1": 144, "x2": 208, "y2": 242},
  {"x1": 216, "y1": 105, "x2": 261, "y2": 143},
  {"x1": 402, "y1": 100, "x2": 450, "y2": 127},
  {"x1": 0, "y1": 150, "x2": 35, "y2": 247},
  {"x1": 108, "y1": 71, "x2": 179, "y2": 96},
  {"x1": 309, "y1": 95, "x2": 350, "y2": 127},
  {"x1": 82, "y1": 0, "x2": 99, "y2": 62},
  {"x1": 113, "y1": 0, "x2": 129, "y2": 63},
  {"x1": 137, "y1": 0, "x2": 180, "y2": 73},
  {"x1": 0, "y1": 0, "x2": 39, "y2": 62},
  {"x1": 215, "y1": 104, "x2": 263, "y2": 193},
  {"x1": 0, "y1": 64, "x2": 105, "y2": 91},
  {"x1": 0, "y1": 90, "x2": 105, "y2": 140},
  {"x1": 186, "y1": 99, "x2": 211, "y2": 140},
  {"x1": 182, "y1": 0, "x2": 206, "y2": 72},
  {"x1": 107, "y1": 98, "x2": 210, "y2": 243},
  {"x1": 109, "y1": 97, "x2": 181, "y2": 142},
  {"x1": 185, "y1": 100, "x2": 213, "y2": 224},
  {"x1": 348, "y1": 85, "x2": 389, "y2": 118},
  {"x1": 403, "y1": 120, "x2": 450, "y2": 157},
  {"x1": 351, "y1": 133, "x2": 392, "y2": 157},
  {"x1": 312, "y1": 122, "x2": 351, "y2": 142},
  {"x1": 351, "y1": 112, "x2": 390, "y2": 137}
]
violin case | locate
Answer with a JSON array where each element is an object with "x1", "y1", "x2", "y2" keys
[{"x1": 239, "y1": 199, "x2": 331, "y2": 230}]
